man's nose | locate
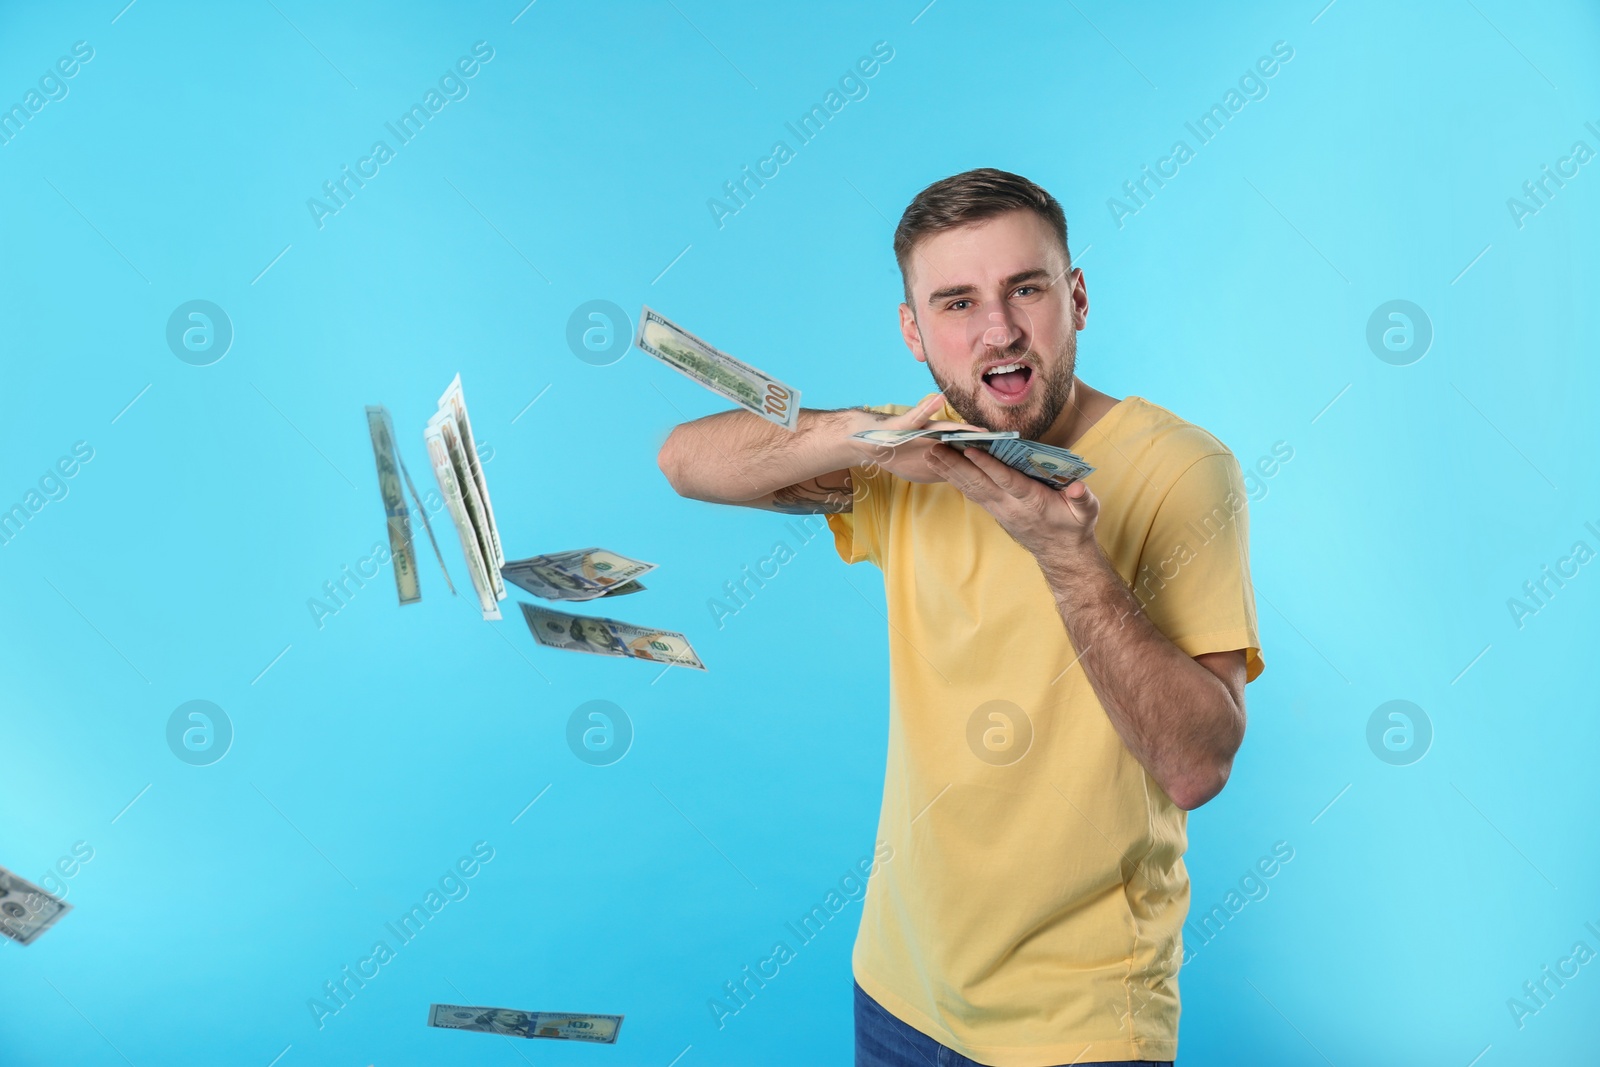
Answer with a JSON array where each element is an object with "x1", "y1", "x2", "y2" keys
[{"x1": 981, "y1": 309, "x2": 1021, "y2": 349}]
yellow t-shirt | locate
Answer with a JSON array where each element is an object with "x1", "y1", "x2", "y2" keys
[{"x1": 828, "y1": 396, "x2": 1264, "y2": 1065}]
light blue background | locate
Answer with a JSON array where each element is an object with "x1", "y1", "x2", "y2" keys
[{"x1": 2, "y1": 1, "x2": 1597, "y2": 1064}]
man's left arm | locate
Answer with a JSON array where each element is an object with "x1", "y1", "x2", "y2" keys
[{"x1": 927, "y1": 446, "x2": 1250, "y2": 810}]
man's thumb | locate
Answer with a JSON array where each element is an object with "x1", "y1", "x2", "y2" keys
[{"x1": 1064, "y1": 480, "x2": 1097, "y2": 519}]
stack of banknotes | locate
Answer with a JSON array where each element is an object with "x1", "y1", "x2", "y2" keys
[
  {"x1": 850, "y1": 427, "x2": 1096, "y2": 487},
  {"x1": 427, "y1": 1003, "x2": 622, "y2": 1043}
]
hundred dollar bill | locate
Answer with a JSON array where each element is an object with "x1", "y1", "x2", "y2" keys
[
  {"x1": 520, "y1": 603, "x2": 706, "y2": 670},
  {"x1": 427, "y1": 1003, "x2": 622, "y2": 1043},
  {"x1": 437, "y1": 375, "x2": 504, "y2": 572},
  {"x1": 850, "y1": 428, "x2": 1019, "y2": 446},
  {"x1": 425, "y1": 415, "x2": 501, "y2": 620},
  {"x1": 0, "y1": 865, "x2": 72, "y2": 946},
  {"x1": 501, "y1": 548, "x2": 656, "y2": 602},
  {"x1": 635, "y1": 306, "x2": 800, "y2": 430},
  {"x1": 364, "y1": 406, "x2": 421, "y2": 605}
]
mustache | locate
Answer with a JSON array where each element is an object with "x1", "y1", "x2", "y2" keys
[{"x1": 974, "y1": 342, "x2": 1037, "y2": 376}]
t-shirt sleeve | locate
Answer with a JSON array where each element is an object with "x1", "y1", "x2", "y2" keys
[
  {"x1": 825, "y1": 404, "x2": 905, "y2": 569},
  {"x1": 1137, "y1": 451, "x2": 1265, "y2": 683},
  {"x1": 826, "y1": 461, "x2": 894, "y2": 567}
]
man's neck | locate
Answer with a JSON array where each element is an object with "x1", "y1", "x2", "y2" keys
[{"x1": 1039, "y1": 378, "x2": 1122, "y2": 451}]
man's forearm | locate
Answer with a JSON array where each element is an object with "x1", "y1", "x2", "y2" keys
[
  {"x1": 1036, "y1": 546, "x2": 1245, "y2": 810},
  {"x1": 658, "y1": 407, "x2": 881, "y2": 503}
]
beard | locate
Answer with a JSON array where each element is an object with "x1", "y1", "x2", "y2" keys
[{"x1": 927, "y1": 331, "x2": 1077, "y2": 442}]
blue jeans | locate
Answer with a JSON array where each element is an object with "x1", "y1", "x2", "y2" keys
[{"x1": 855, "y1": 981, "x2": 1173, "y2": 1067}]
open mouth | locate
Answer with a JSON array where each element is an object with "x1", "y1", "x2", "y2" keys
[{"x1": 981, "y1": 361, "x2": 1034, "y2": 403}]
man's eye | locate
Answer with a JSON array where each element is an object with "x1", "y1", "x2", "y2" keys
[
  {"x1": 948, "y1": 299, "x2": 972, "y2": 311},
  {"x1": 1013, "y1": 286, "x2": 1039, "y2": 297}
]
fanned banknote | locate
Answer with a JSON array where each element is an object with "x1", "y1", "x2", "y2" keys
[
  {"x1": 427, "y1": 1003, "x2": 622, "y2": 1043},
  {"x1": 364, "y1": 406, "x2": 422, "y2": 605},
  {"x1": 501, "y1": 548, "x2": 656, "y2": 602},
  {"x1": 974, "y1": 437, "x2": 1096, "y2": 487},
  {"x1": 635, "y1": 306, "x2": 800, "y2": 430},
  {"x1": 438, "y1": 375, "x2": 504, "y2": 572},
  {"x1": 520, "y1": 603, "x2": 706, "y2": 670},
  {"x1": 436, "y1": 406, "x2": 504, "y2": 602},
  {"x1": 425, "y1": 414, "x2": 501, "y2": 620},
  {"x1": 0, "y1": 865, "x2": 71, "y2": 946}
]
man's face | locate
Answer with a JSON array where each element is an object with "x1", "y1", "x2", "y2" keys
[{"x1": 898, "y1": 210, "x2": 1088, "y2": 440}]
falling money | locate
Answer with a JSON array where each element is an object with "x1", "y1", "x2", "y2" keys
[
  {"x1": 427, "y1": 1003, "x2": 623, "y2": 1043},
  {"x1": 635, "y1": 306, "x2": 800, "y2": 430},
  {"x1": 424, "y1": 376, "x2": 506, "y2": 620},
  {"x1": 364, "y1": 405, "x2": 422, "y2": 605},
  {"x1": 501, "y1": 548, "x2": 656, "y2": 602},
  {"x1": 520, "y1": 603, "x2": 706, "y2": 670},
  {"x1": 0, "y1": 865, "x2": 71, "y2": 947}
]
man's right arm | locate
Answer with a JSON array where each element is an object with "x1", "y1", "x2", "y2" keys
[
  {"x1": 656, "y1": 407, "x2": 884, "y2": 514},
  {"x1": 657, "y1": 392, "x2": 973, "y2": 514}
]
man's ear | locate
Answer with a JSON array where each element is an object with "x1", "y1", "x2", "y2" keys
[
  {"x1": 1071, "y1": 267, "x2": 1090, "y2": 331},
  {"x1": 899, "y1": 303, "x2": 928, "y2": 364}
]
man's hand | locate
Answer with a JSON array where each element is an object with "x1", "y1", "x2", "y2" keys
[
  {"x1": 926, "y1": 442, "x2": 1100, "y2": 561},
  {"x1": 930, "y1": 440, "x2": 1247, "y2": 810},
  {"x1": 851, "y1": 393, "x2": 985, "y2": 485}
]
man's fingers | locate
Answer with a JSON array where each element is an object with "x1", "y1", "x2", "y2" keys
[
  {"x1": 961, "y1": 446, "x2": 1034, "y2": 501},
  {"x1": 899, "y1": 392, "x2": 945, "y2": 428},
  {"x1": 929, "y1": 445, "x2": 1000, "y2": 501},
  {"x1": 925, "y1": 445, "x2": 967, "y2": 486}
]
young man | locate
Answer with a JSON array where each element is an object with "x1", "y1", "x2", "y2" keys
[{"x1": 658, "y1": 169, "x2": 1264, "y2": 1067}]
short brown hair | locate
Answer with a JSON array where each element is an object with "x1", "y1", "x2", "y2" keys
[{"x1": 893, "y1": 168, "x2": 1069, "y2": 300}]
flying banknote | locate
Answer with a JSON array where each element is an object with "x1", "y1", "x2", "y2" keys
[
  {"x1": 521, "y1": 603, "x2": 706, "y2": 670},
  {"x1": 501, "y1": 548, "x2": 655, "y2": 602},
  {"x1": 0, "y1": 865, "x2": 71, "y2": 947},
  {"x1": 427, "y1": 1003, "x2": 622, "y2": 1043},
  {"x1": 635, "y1": 306, "x2": 800, "y2": 430}
]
